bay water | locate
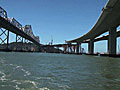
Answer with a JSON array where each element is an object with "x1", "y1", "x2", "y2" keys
[{"x1": 0, "y1": 52, "x2": 120, "y2": 90}]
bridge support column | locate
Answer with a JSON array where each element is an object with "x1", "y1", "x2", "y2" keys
[
  {"x1": 76, "y1": 42, "x2": 80, "y2": 54},
  {"x1": 66, "y1": 45, "x2": 69, "y2": 53},
  {"x1": 108, "y1": 27, "x2": 117, "y2": 55},
  {"x1": 16, "y1": 35, "x2": 17, "y2": 43},
  {"x1": 73, "y1": 46, "x2": 76, "y2": 53},
  {"x1": 7, "y1": 30, "x2": 9, "y2": 49},
  {"x1": 67, "y1": 43, "x2": 71, "y2": 53},
  {"x1": 80, "y1": 43, "x2": 81, "y2": 53},
  {"x1": 16, "y1": 34, "x2": 23, "y2": 51},
  {"x1": 69, "y1": 43, "x2": 73, "y2": 53},
  {"x1": 0, "y1": 28, "x2": 9, "y2": 50},
  {"x1": 88, "y1": 39, "x2": 94, "y2": 54}
]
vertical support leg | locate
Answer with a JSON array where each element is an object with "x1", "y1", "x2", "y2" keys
[
  {"x1": 107, "y1": 40, "x2": 109, "y2": 54},
  {"x1": 88, "y1": 39, "x2": 94, "y2": 54},
  {"x1": 108, "y1": 27, "x2": 116, "y2": 55},
  {"x1": 16, "y1": 34, "x2": 18, "y2": 51},
  {"x1": 63, "y1": 45, "x2": 65, "y2": 53},
  {"x1": 16, "y1": 34, "x2": 18, "y2": 43},
  {"x1": 22, "y1": 37, "x2": 23, "y2": 43},
  {"x1": 79, "y1": 43, "x2": 81, "y2": 53},
  {"x1": 69, "y1": 43, "x2": 72, "y2": 53},
  {"x1": 67, "y1": 46, "x2": 70, "y2": 53},
  {"x1": 76, "y1": 42, "x2": 80, "y2": 54},
  {"x1": 16, "y1": 35, "x2": 23, "y2": 51},
  {"x1": 0, "y1": 28, "x2": 9, "y2": 50},
  {"x1": 66, "y1": 45, "x2": 68, "y2": 53},
  {"x1": 7, "y1": 30, "x2": 9, "y2": 49},
  {"x1": 21, "y1": 37, "x2": 23, "y2": 51},
  {"x1": 73, "y1": 46, "x2": 76, "y2": 53}
]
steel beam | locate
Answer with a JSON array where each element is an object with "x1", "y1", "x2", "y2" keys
[
  {"x1": 15, "y1": 34, "x2": 23, "y2": 51},
  {"x1": 7, "y1": 30, "x2": 9, "y2": 49},
  {"x1": 16, "y1": 34, "x2": 23, "y2": 43},
  {"x1": 0, "y1": 28, "x2": 9, "y2": 49}
]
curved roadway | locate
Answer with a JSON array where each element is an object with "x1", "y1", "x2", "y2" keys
[{"x1": 66, "y1": 0, "x2": 120, "y2": 43}]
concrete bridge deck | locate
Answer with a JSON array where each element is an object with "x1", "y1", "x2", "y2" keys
[
  {"x1": 67, "y1": 0, "x2": 120, "y2": 43},
  {"x1": 66, "y1": 0, "x2": 120, "y2": 55}
]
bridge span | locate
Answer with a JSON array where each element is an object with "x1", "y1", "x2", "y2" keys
[
  {"x1": 0, "y1": 6, "x2": 41, "y2": 51},
  {"x1": 66, "y1": 0, "x2": 120, "y2": 56},
  {"x1": 44, "y1": 30, "x2": 120, "y2": 54},
  {"x1": 0, "y1": 16, "x2": 40, "y2": 46}
]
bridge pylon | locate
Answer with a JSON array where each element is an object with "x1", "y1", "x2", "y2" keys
[
  {"x1": 88, "y1": 39, "x2": 94, "y2": 54},
  {"x1": 108, "y1": 27, "x2": 117, "y2": 55}
]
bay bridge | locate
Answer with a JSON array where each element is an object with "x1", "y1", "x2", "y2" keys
[
  {"x1": 0, "y1": 7, "x2": 40, "y2": 51},
  {"x1": 43, "y1": 0, "x2": 120, "y2": 57},
  {"x1": 65, "y1": 0, "x2": 120, "y2": 56},
  {"x1": 0, "y1": 0, "x2": 120, "y2": 57}
]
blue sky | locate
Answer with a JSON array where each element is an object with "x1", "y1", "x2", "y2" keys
[{"x1": 1, "y1": 0, "x2": 120, "y2": 53}]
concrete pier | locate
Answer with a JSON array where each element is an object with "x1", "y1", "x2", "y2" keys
[
  {"x1": 88, "y1": 39, "x2": 94, "y2": 54},
  {"x1": 79, "y1": 43, "x2": 81, "y2": 53},
  {"x1": 108, "y1": 27, "x2": 117, "y2": 55},
  {"x1": 76, "y1": 42, "x2": 80, "y2": 54}
]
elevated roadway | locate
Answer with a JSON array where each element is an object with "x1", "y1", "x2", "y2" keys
[
  {"x1": 42, "y1": 44, "x2": 76, "y2": 47},
  {"x1": 67, "y1": 0, "x2": 120, "y2": 43},
  {"x1": 83, "y1": 30, "x2": 120, "y2": 43},
  {"x1": 66, "y1": 0, "x2": 120, "y2": 55},
  {"x1": 0, "y1": 16, "x2": 40, "y2": 46}
]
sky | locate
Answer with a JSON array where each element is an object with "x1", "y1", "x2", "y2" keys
[{"x1": 0, "y1": 0, "x2": 120, "y2": 53}]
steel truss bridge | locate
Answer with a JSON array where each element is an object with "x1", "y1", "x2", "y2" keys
[
  {"x1": 1, "y1": 0, "x2": 120, "y2": 56},
  {"x1": 0, "y1": 7, "x2": 40, "y2": 51}
]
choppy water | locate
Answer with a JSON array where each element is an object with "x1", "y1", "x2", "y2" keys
[{"x1": 0, "y1": 52, "x2": 120, "y2": 90}]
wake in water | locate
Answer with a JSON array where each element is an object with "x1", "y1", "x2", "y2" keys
[
  {"x1": 0, "y1": 57, "x2": 50, "y2": 90},
  {"x1": 0, "y1": 53, "x2": 70, "y2": 90}
]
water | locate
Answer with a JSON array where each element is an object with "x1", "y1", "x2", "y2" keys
[{"x1": 0, "y1": 52, "x2": 120, "y2": 90}]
